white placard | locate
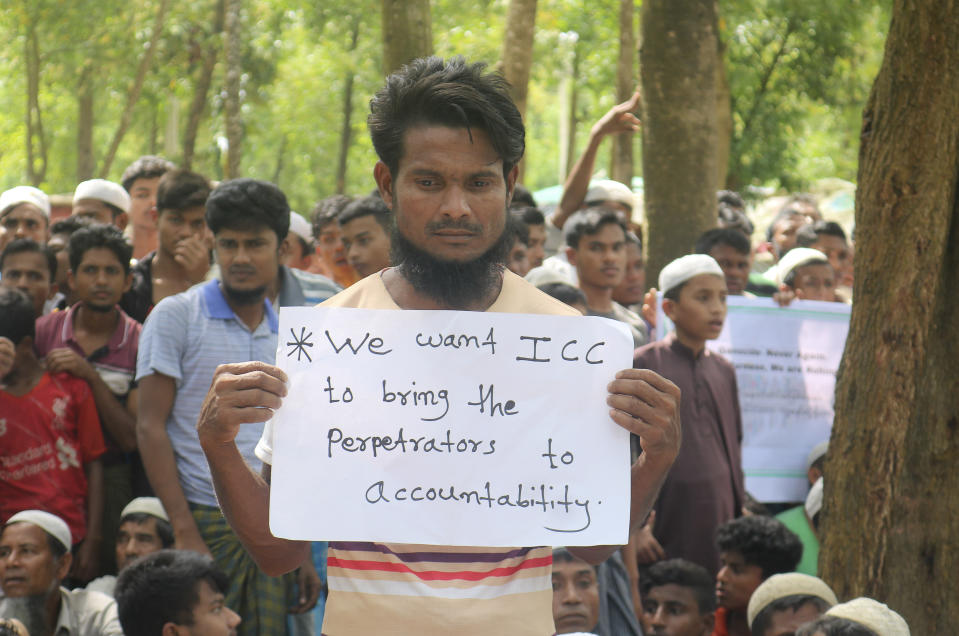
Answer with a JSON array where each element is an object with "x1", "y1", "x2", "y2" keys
[
  {"x1": 269, "y1": 307, "x2": 635, "y2": 546},
  {"x1": 657, "y1": 295, "x2": 850, "y2": 502}
]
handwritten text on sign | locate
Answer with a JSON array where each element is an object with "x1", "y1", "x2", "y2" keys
[{"x1": 268, "y1": 307, "x2": 635, "y2": 546}]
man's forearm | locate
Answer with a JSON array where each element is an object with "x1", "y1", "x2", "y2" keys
[
  {"x1": 554, "y1": 132, "x2": 605, "y2": 228},
  {"x1": 137, "y1": 417, "x2": 203, "y2": 543},
  {"x1": 88, "y1": 374, "x2": 138, "y2": 452}
]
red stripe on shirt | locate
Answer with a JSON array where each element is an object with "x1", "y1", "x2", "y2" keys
[{"x1": 327, "y1": 555, "x2": 553, "y2": 582}]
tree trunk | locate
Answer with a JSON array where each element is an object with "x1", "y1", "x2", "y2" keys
[
  {"x1": 610, "y1": 0, "x2": 636, "y2": 186},
  {"x1": 715, "y1": 37, "x2": 731, "y2": 189},
  {"x1": 820, "y1": 2, "x2": 959, "y2": 632},
  {"x1": 25, "y1": 19, "x2": 47, "y2": 186},
  {"x1": 335, "y1": 20, "x2": 360, "y2": 195},
  {"x1": 501, "y1": 0, "x2": 537, "y2": 183},
  {"x1": 183, "y1": 0, "x2": 225, "y2": 170},
  {"x1": 381, "y1": 0, "x2": 432, "y2": 75},
  {"x1": 99, "y1": 0, "x2": 172, "y2": 178},
  {"x1": 223, "y1": 0, "x2": 243, "y2": 179},
  {"x1": 559, "y1": 45, "x2": 579, "y2": 182},
  {"x1": 76, "y1": 67, "x2": 95, "y2": 181},
  {"x1": 640, "y1": 0, "x2": 720, "y2": 285}
]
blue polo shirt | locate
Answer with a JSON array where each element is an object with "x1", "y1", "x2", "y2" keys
[{"x1": 136, "y1": 279, "x2": 278, "y2": 507}]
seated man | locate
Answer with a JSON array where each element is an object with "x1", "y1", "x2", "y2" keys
[
  {"x1": 746, "y1": 573, "x2": 837, "y2": 636},
  {"x1": 796, "y1": 598, "x2": 910, "y2": 636},
  {"x1": 0, "y1": 239, "x2": 55, "y2": 319},
  {"x1": 338, "y1": 195, "x2": 393, "y2": 279},
  {"x1": 115, "y1": 549, "x2": 240, "y2": 636},
  {"x1": 712, "y1": 516, "x2": 803, "y2": 636},
  {"x1": 72, "y1": 180, "x2": 131, "y2": 230},
  {"x1": 640, "y1": 559, "x2": 715, "y2": 636},
  {"x1": 87, "y1": 497, "x2": 173, "y2": 596},
  {"x1": 0, "y1": 510, "x2": 122, "y2": 635}
]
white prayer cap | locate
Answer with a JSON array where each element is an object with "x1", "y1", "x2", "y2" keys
[
  {"x1": 805, "y1": 477, "x2": 824, "y2": 519},
  {"x1": 5, "y1": 510, "x2": 72, "y2": 551},
  {"x1": 585, "y1": 179, "x2": 635, "y2": 210},
  {"x1": 289, "y1": 212, "x2": 313, "y2": 244},
  {"x1": 658, "y1": 254, "x2": 724, "y2": 296},
  {"x1": 121, "y1": 497, "x2": 169, "y2": 522},
  {"x1": 747, "y1": 572, "x2": 838, "y2": 628},
  {"x1": 777, "y1": 247, "x2": 828, "y2": 285},
  {"x1": 826, "y1": 598, "x2": 910, "y2": 636},
  {"x1": 73, "y1": 179, "x2": 131, "y2": 214},
  {"x1": 806, "y1": 440, "x2": 829, "y2": 470},
  {"x1": 0, "y1": 186, "x2": 51, "y2": 219},
  {"x1": 526, "y1": 265, "x2": 575, "y2": 288}
]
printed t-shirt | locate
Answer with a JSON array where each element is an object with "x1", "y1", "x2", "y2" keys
[
  {"x1": 0, "y1": 372, "x2": 106, "y2": 542},
  {"x1": 255, "y1": 269, "x2": 580, "y2": 636}
]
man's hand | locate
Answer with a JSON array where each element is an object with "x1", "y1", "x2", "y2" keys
[
  {"x1": 591, "y1": 91, "x2": 641, "y2": 140},
  {"x1": 197, "y1": 362, "x2": 288, "y2": 448},
  {"x1": 607, "y1": 369, "x2": 681, "y2": 466},
  {"x1": 0, "y1": 337, "x2": 14, "y2": 379},
  {"x1": 290, "y1": 555, "x2": 321, "y2": 614},
  {"x1": 630, "y1": 510, "x2": 666, "y2": 564},
  {"x1": 71, "y1": 537, "x2": 100, "y2": 583},
  {"x1": 773, "y1": 287, "x2": 796, "y2": 307},
  {"x1": 174, "y1": 235, "x2": 211, "y2": 283},
  {"x1": 45, "y1": 348, "x2": 98, "y2": 383},
  {"x1": 175, "y1": 527, "x2": 213, "y2": 558},
  {"x1": 641, "y1": 287, "x2": 658, "y2": 328}
]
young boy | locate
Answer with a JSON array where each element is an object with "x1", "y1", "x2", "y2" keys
[
  {"x1": 632, "y1": 255, "x2": 744, "y2": 574},
  {"x1": 641, "y1": 559, "x2": 716, "y2": 636},
  {"x1": 776, "y1": 247, "x2": 840, "y2": 303},
  {"x1": 0, "y1": 288, "x2": 106, "y2": 582}
]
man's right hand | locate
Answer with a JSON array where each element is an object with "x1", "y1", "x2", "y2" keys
[
  {"x1": 631, "y1": 510, "x2": 666, "y2": 564},
  {"x1": 197, "y1": 361, "x2": 288, "y2": 448},
  {"x1": 176, "y1": 526, "x2": 213, "y2": 558},
  {"x1": 590, "y1": 91, "x2": 641, "y2": 140},
  {"x1": 174, "y1": 235, "x2": 211, "y2": 283}
]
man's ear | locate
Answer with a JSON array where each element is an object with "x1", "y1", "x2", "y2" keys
[
  {"x1": 505, "y1": 165, "x2": 519, "y2": 204},
  {"x1": 279, "y1": 235, "x2": 292, "y2": 264},
  {"x1": 661, "y1": 297, "x2": 677, "y2": 321},
  {"x1": 122, "y1": 271, "x2": 134, "y2": 294},
  {"x1": 54, "y1": 551, "x2": 73, "y2": 582},
  {"x1": 565, "y1": 246, "x2": 578, "y2": 267},
  {"x1": 161, "y1": 622, "x2": 183, "y2": 636},
  {"x1": 373, "y1": 162, "x2": 394, "y2": 210},
  {"x1": 114, "y1": 212, "x2": 128, "y2": 231}
]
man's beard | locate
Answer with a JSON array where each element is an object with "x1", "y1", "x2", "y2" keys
[
  {"x1": 391, "y1": 219, "x2": 511, "y2": 309},
  {"x1": 222, "y1": 283, "x2": 268, "y2": 306},
  {"x1": 3, "y1": 595, "x2": 49, "y2": 636}
]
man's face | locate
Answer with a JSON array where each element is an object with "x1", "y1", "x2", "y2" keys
[
  {"x1": 73, "y1": 198, "x2": 124, "y2": 228},
  {"x1": 1, "y1": 204, "x2": 48, "y2": 245},
  {"x1": 128, "y1": 176, "x2": 162, "y2": 230},
  {"x1": 341, "y1": 215, "x2": 392, "y2": 278},
  {"x1": 551, "y1": 559, "x2": 600, "y2": 634},
  {"x1": 214, "y1": 227, "x2": 280, "y2": 302},
  {"x1": 642, "y1": 583, "x2": 712, "y2": 636},
  {"x1": 156, "y1": 206, "x2": 208, "y2": 258},
  {"x1": 525, "y1": 223, "x2": 546, "y2": 268},
  {"x1": 809, "y1": 235, "x2": 851, "y2": 283},
  {"x1": 115, "y1": 518, "x2": 163, "y2": 571},
  {"x1": 568, "y1": 222, "x2": 627, "y2": 291},
  {"x1": 69, "y1": 247, "x2": 131, "y2": 312},
  {"x1": 759, "y1": 601, "x2": 825, "y2": 636},
  {"x1": 0, "y1": 523, "x2": 67, "y2": 598},
  {"x1": 46, "y1": 233, "x2": 71, "y2": 288},
  {"x1": 376, "y1": 125, "x2": 516, "y2": 264},
  {"x1": 1, "y1": 251, "x2": 52, "y2": 318},
  {"x1": 771, "y1": 214, "x2": 807, "y2": 258},
  {"x1": 715, "y1": 550, "x2": 763, "y2": 612},
  {"x1": 506, "y1": 238, "x2": 530, "y2": 278},
  {"x1": 613, "y1": 240, "x2": 646, "y2": 306},
  {"x1": 791, "y1": 263, "x2": 836, "y2": 302},
  {"x1": 708, "y1": 244, "x2": 751, "y2": 296},
  {"x1": 177, "y1": 579, "x2": 240, "y2": 636},
  {"x1": 316, "y1": 222, "x2": 349, "y2": 270}
]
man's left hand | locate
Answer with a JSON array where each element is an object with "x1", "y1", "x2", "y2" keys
[
  {"x1": 606, "y1": 369, "x2": 681, "y2": 466},
  {"x1": 289, "y1": 555, "x2": 321, "y2": 614},
  {"x1": 45, "y1": 348, "x2": 97, "y2": 383}
]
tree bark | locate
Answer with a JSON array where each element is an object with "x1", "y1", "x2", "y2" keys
[
  {"x1": 183, "y1": 0, "x2": 225, "y2": 171},
  {"x1": 610, "y1": 0, "x2": 636, "y2": 186},
  {"x1": 501, "y1": 0, "x2": 537, "y2": 183},
  {"x1": 715, "y1": 37, "x2": 731, "y2": 189},
  {"x1": 223, "y1": 0, "x2": 243, "y2": 179},
  {"x1": 99, "y1": 0, "x2": 172, "y2": 178},
  {"x1": 640, "y1": 0, "x2": 720, "y2": 285},
  {"x1": 76, "y1": 67, "x2": 95, "y2": 181},
  {"x1": 820, "y1": 2, "x2": 959, "y2": 632},
  {"x1": 381, "y1": 0, "x2": 433, "y2": 75},
  {"x1": 25, "y1": 19, "x2": 47, "y2": 186},
  {"x1": 335, "y1": 19, "x2": 361, "y2": 195}
]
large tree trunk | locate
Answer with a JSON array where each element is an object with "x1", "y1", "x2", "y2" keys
[
  {"x1": 610, "y1": 0, "x2": 636, "y2": 186},
  {"x1": 76, "y1": 67, "x2": 95, "y2": 181},
  {"x1": 640, "y1": 0, "x2": 720, "y2": 285},
  {"x1": 381, "y1": 0, "x2": 432, "y2": 75},
  {"x1": 99, "y1": 0, "x2": 172, "y2": 178},
  {"x1": 25, "y1": 19, "x2": 47, "y2": 186},
  {"x1": 820, "y1": 2, "x2": 959, "y2": 632},
  {"x1": 183, "y1": 0, "x2": 225, "y2": 171},
  {"x1": 558, "y1": 43, "x2": 579, "y2": 182},
  {"x1": 715, "y1": 37, "x2": 731, "y2": 189},
  {"x1": 501, "y1": 0, "x2": 537, "y2": 183},
  {"x1": 223, "y1": 0, "x2": 243, "y2": 179},
  {"x1": 335, "y1": 19, "x2": 361, "y2": 194}
]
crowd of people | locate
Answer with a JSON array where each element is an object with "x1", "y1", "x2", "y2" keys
[{"x1": 0, "y1": 55, "x2": 906, "y2": 636}]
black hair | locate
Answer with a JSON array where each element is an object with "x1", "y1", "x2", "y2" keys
[
  {"x1": 506, "y1": 212, "x2": 530, "y2": 247},
  {"x1": 717, "y1": 190, "x2": 745, "y2": 210},
  {"x1": 564, "y1": 208, "x2": 628, "y2": 249},
  {"x1": 368, "y1": 56, "x2": 525, "y2": 180},
  {"x1": 695, "y1": 227, "x2": 751, "y2": 256},
  {"x1": 0, "y1": 239, "x2": 56, "y2": 281},
  {"x1": 718, "y1": 204, "x2": 754, "y2": 236},
  {"x1": 119, "y1": 512, "x2": 175, "y2": 549},
  {"x1": 511, "y1": 184, "x2": 537, "y2": 208},
  {"x1": 311, "y1": 194, "x2": 353, "y2": 238},
  {"x1": 795, "y1": 616, "x2": 879, "y2": 636},
  {"x1": 752, "y1": 594, "x2": 832, "y2": 635},
  {"x1": 782, "y1": 256, "x2": 830, "y2": 289},
  {"x1": 663, "y1": 283, "x2": 685, "y2": 302},
  {"x1": 121, "y1": 155, "x2": 176, "y2": 192},
  {"x1": 50, "y1": 215, "x2": 94, "y2": 238},
  {"x1": 765, "y1": 206, "x2": 806, "y2": 242},
  {"x1": 796, "y1": 220, "x2": 847, "y2": 247},
  {"x1": 205, "y1": 178, "x2": 290, "y2": 241},
  {"x1": 640, "y1": 558, "x2": 716, "y2": 614},
  {"x1": 68, "y1": 224, "x2": 132, "y2": 275},
  {"x1": 156, "y1": 169, "x2": 212, "y2": 215},
  {"x1": 115, "y1": 550, "x2": 230, "y2": 635},
  {"x1": 715, "y1": 516, "x2": 803, "y2": 579},
  {"x1": 512, "y1": 205, "x2": 545, "y2": 227},
  {"x1": 552, "y1": 546, "x2": 580, "y2": 564},
  {"x1": 0, "y1": 288, "x2": 36, "y2": 344},
  {"x1": 337, "y1": 195, "x2": 393, "y2": 232},
  {"x1": 537, "y1": 282, "x2": 587, "y2": 308}
]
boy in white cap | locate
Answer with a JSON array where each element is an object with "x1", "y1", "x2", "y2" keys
[
  {"x1": 796, "y1": 598, "x2": 910, "y2": 636},
  {"x1": 747, "y1": 573, "x2": 838, "y2": 636},
  {"x1": 0, "y1": 186, "x2": 50, "y2": 250},
  {"x1": 72, "y1": 179, "x2": 131, "y2": 230},
  {"x1": 284, "y1": 211, "x2": 317, "y2": 272},
  {"x1": 776, "y1": 247, "x2": 839, "y2": 303},
  {"x1": 0, "y1": 510, "x2": 122, "y2": 635},
  {"x1": 631, "y1": 254, "x2": 744, "y2": 575}
]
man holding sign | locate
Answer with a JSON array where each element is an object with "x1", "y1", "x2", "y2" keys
[{"x1": 197, "y1": 57, "x2": 681, "y2": 634}]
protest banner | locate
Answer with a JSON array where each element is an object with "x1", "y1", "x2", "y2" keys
[
  {"x1": 268, "y1": 306, "x2": 635, "y2": 546},
  {"x1": 657, "y1": 295, "x2": 850, "y2": 501}
]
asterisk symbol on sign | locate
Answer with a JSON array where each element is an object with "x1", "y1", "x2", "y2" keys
[{"x1": 286, "y1": 327, "x2": 314, "y2": 362}]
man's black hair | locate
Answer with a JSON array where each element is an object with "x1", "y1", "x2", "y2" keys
[
  {"x1": 564, "y1": 208, "x2": 627, "y2": 249},
  {"x1": 0, "y1": 239, "x2": 56, "y2": 281},
  {"x1": 512, "y1": 205, "x2": 545, "y2": 227},
  {"x1": 0, "y1": 288, "x2": 36, "y2": 344},
  {"x1": 715, "y1": 516, "x2": 803, "y2": 579},
  {"x1": 121, "y1": 155, "x2": 176, "y2": 192},
  {"x1": 506, "y1": 212, "x2": 530, "y2": 247},
  {"x1": 368, "y1": 56, "x2": 525, "y2": 180},
  {"x1": 718, "y1": 204, "x2": 754, "y2": 236},
  {"x1": 50, "y1": 215, "x2": 94, "y2": 238},
  {"x1": 115, "y1": 550, "x2": 230, "y2": 635},
  {"x1": 695, "y1": 227, "x2": 751, "y2": 257},
  {"x1": 311, "y1": 194, "x2": 353, "y2": 238},
  {"x1": 640, "y1": 558, "x2": 716, "y2": 614},
  {"x1": 796, "y1": 220, "x2": 847, "y2": 247},
  {"x1": 752, "y1": 594, "x2": 832, "y2": 636},
  {"x1": 156, "y1": 170, "x2": 212, "y2": 215},
  {"x1": 511, "y1": 184, "x2": 537, "y2": 208},
  {"x1": 537, "y1": 282, "x2": 587, "y2": 308},
  {"x1": 717, "y1": 190, "x2": 745, "y2": 210},
  {"x1": 338, "y1": 195, "x2": 393, "y2": 233},
  {"x1": 205, "y1": 178, "x2": 290, "y2": 241},
  {"x1": 118, "y1": 512, "x2": 175, "y2": 549},
  {"x1": 795, "y1": 616, "x2": 878, "y2": 636},
  {"x1": 68, "y1": 225, "x2": 132, "y2": 275},
  {"x1": 782, "y1": 255, "x2": 830, "y2": 289}
]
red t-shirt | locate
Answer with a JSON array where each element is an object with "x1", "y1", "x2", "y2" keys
[{"x1": 0, "y1": 372, "x2": 106, "y2": 543}]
